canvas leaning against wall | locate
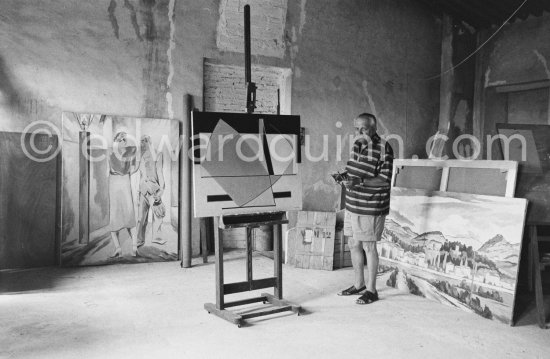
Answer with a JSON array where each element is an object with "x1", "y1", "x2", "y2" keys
[
  {"x1": 191, "y1": 111, "x2": 302, "y2": 218},
  {"x1": 61, "y1": 112, "x2": 180, "y2": 266},
  {"x1": 377, "y1": 187, "x2": 527, "y2": 325}
]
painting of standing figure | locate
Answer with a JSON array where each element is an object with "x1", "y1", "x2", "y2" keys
[
  {"x1": 61, "y1": 112, "x2": 180, "y2": 266},
  {"x1": 377, "y1": 187, "x2": 527, "y2": 325}
]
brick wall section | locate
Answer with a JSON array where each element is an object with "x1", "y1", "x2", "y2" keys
[
  {"x1": 217, "y1": 0, "x2": 287, "y2": 58},
  {"x1": 204, "y1": 62, "x2": 289, "y2": 114}
]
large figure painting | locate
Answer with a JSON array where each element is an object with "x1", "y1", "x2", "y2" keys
[
  {"x1": 191, "y1": 111, "x2": 302, "y2": 217},
  {"x1": 378, "y1": 187, "x2": 527, "y2": 325},
  {"x1": 61, "y1": 112, "x2": 180, "y2": 266}
]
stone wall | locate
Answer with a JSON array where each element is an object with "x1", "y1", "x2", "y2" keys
[{"x1": 0, "y1": 0, "x2": 442, "y2": 261}]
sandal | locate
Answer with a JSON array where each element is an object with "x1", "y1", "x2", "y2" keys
[
  {"x1": 356, "y1": 290, "x2": 379, "y2": 304},
  {"x1": 337, "y1": 285, "x2": 366, "y2": 296}
]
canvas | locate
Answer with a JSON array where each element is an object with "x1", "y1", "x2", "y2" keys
[
  {"x1": 496, "y1": 123, "x2": 550, "y2": 223},
  {"x1": 61, "y1": 112, "x2": 180, "y2": 266},
  {"x1": 378, "y1": 187, "x2": 527, "y2": 325},
  {"x1": 0, "y1": 132, "x2": 58, "y2": 269},
  {"x1": 286, "y1": 211, "x2": 336, "y2": 271},
  {"x1": 191, "y1": 111, "x2": 302, "y2": 217}
]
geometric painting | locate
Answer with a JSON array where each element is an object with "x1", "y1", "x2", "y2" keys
[
  {"x1": 191, "y1": 111, "x2": 302, "y2": 217},
  {"x1": 378, "y1": 187, "x2": 528, "y2": 325},
  {"x1": 61, "y1": 112, "x2": 180, "y2": 266}
]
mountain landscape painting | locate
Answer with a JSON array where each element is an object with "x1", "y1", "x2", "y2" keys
[{"x1": 378, "y1": 187, "x2": 528, "y2": 325}]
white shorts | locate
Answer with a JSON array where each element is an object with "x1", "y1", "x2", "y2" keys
[{"x1": 343, "y1": 210, "x2": 386, "y2": 242}]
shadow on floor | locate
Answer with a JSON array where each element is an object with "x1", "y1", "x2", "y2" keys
[
  {"x1": 512, "y1": 291, "x2": 550, "y2": 327},
  {"x1": 0, "y1": 267, "x2": 81, "y2": 294}
]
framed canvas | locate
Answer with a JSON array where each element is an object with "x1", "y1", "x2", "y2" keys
[
  {"x1": 0, "y1": 132, "x2": 58, "y2": 269},
  {"x1": 61, "y1": 112, "x2": 180, "y2": 266},
  {"x1": 379, "y1": 187, "x2": 528, "y2": 325},
  {"x1": 496, "y1": 123, "x2": 550, "y2": 223},
  {"x1": 191, "y1": 111, "x2": 302, "y2": 217}
]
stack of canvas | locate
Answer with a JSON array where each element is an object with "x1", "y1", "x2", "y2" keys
[
  {"x1": 378, "y1": 187, "x2": 527, "y2": 325},
  {"x1": 286, "y1": 211, "x2": 336, "y2": 271}
]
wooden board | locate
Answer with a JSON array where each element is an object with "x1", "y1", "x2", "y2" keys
[
  {"x1": 287, "y1": 211, "x2": 336, "y2": 271},
  {"x1": 496, "y1": 124, "x2": 550, "y2": 223},
  {"x1": 394, "y1": 166, "x2": 442, "y2": 191},
  {"x1": 0, "y1": 132, "x2": 58, "y2": 269},
  {"x1": 392, "y1": 159, "x2": 517, "y2": 197},
  {"x1": 447, "y1": 167, "x2": 508, "y2": 196}
]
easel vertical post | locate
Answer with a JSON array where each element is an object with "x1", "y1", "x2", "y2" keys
[
  {"x1": 274, "y1": 223, "x2": 283, "y2": 299},
  {"x1": 530, "y1": 224, "x2": 537, "y2": 287},
  {"x1": 200, "y1": 218, "x2": 208, "y2": 264},
  {"x1": 246, "y1": 227, "x2": 253, "y2": 289},
  {"x1": 215, "y1": 225, "x2": 224, "y2": 310},
  {"x1": 244, "y1": 4, "x2": 256, "y2": 114}
]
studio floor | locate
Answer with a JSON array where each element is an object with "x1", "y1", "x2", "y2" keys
[{"x1": 1, "y1": 251, "x2": 549, "y2": 359}]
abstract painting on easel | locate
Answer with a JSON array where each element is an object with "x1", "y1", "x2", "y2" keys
[
  {"x1": 61, "y1": 112, "x2": 180, "y2": 266},
  {"x1": 191, "y1": 111, "x2": 302, "y2": 217}
]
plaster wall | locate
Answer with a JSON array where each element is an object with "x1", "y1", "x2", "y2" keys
[
  {"x1": 0, "y1": 0, "x2": 441, "y2": 261},
  {"x1": 481, "y1": 13, "x2": 550, "y2": 158}
]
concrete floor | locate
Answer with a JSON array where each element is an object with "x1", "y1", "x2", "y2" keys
[{"x1": 1, "y1": 251, "x2": 549, "y2": 359}]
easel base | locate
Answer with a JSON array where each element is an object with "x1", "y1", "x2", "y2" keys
[{"x1": 204, "y1": 293, "x2": 301, "y2": 327}]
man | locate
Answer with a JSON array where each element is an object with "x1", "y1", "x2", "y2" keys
[
  {"x1": 337, "y1": 113, "x2": 393, "y2": 304},
  {"x1": 136, "y1": 135, "x2": 166, "y2": 247}
]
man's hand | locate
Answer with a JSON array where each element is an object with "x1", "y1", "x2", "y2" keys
[
  {"x1": 342, "y1": 177, "x2": 360, "y2": 190},
  {"x1": 361, "y1": 177, "x2": 390, "y2": 188}
]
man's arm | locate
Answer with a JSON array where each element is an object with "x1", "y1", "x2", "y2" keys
[
  {"x1": 361, "y1": 176, "x2": 390, "y2": 187},
  {"x1": 363, "y1": 141, "x2": 393, "y2": 187}
]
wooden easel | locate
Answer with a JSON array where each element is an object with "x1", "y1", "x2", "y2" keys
[
  {"x1": 204, "y1": 212, "x2": 301, "y2": 327},
  {"x1": 203, "y1": 5, "x2": 301, "y2": 326}
]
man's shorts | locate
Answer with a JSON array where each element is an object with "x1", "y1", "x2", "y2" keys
[{"x1": 343, "y1": 210, "x2": 386, "y2": 242}]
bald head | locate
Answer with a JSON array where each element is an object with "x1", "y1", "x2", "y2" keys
[{"x1": 354, "y1": 113, "x2": 377, "y2": 138}]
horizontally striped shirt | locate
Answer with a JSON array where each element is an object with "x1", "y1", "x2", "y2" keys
[{"x1": 345, "y1": 134, "x2": 393, "y2": 216}]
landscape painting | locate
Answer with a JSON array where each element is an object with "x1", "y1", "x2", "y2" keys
[
  {"x1": 191, "y1": 111, "x2": 302, "y2": 217},
  {"x1": 61, "y1": 112, "x2": 180, "y2": 266},
  {"x1": 377, "y1": 187, "x2": 527, "y2": 325}
]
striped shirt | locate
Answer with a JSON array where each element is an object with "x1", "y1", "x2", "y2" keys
[{"x1": 345, "y1": 134, "x2": 394, "y2": 216}]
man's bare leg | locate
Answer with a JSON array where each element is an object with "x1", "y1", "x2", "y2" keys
[
  {"x1": 363, "y1": 241, "x2": 379, "y2": 293},
  {"x1": 349, "y1": 237, "x2": 366, "y2": 289}
]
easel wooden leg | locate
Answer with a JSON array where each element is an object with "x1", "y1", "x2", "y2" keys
[
  {"x1": 204, "y1": 213, "x2": 300, "y2": 327},
  {"x1": 339, "y1": 235, "x2": 345, "y2": 269},
  {"x1": 528, "y1": 226, "x2": 534, "y2": 292},
  {"x1": 274, "y1": 223, "x2": 283, "y2": 299},
  {"x1": 531, "y1": 225, "x2": 547, "y2": 328},
  {"x1": 246, "y1": 227, "x2": 253, "y2": 290},
  {"x1": 215, "y1": 226, "x2": 224, "y2": 310},
  {"x1": 200, "y1": 218, "x2": 208, "y2": 264},
  {"x1": 205, "y1": 224, "x2": 243, "y2": 326}
]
